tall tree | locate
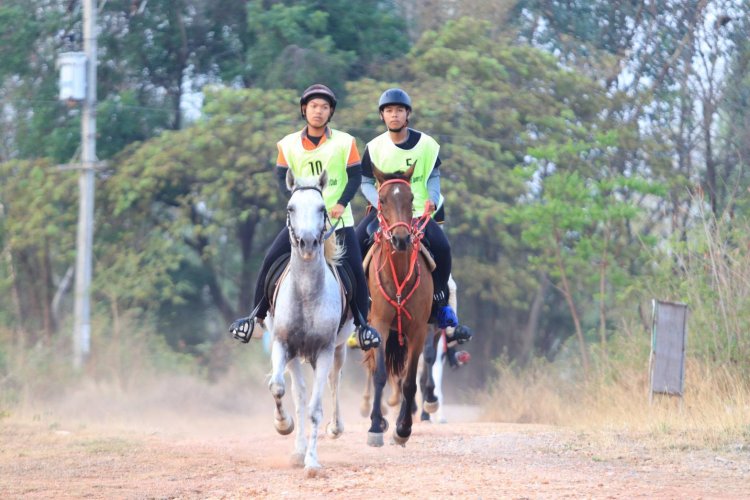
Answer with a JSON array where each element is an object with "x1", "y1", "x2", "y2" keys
[{"x1": 244, "y1": 0, "x2": 409, "y2": 94}]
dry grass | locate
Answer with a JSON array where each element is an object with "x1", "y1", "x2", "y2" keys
[{"x1": 479, "y1": 353, "x2": 750, "y2": 451}]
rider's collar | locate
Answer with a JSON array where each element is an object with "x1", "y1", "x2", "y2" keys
[{"x1": 301, "y1": 125, "x2": 331, "y2": 139}]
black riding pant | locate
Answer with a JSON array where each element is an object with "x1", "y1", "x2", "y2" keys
[
  {"x1": 354, "y1": 211, "x2": 452, "y2": 300},
  {"x1": 252, "y1": 225, "x2": 369, "y2": 327}
]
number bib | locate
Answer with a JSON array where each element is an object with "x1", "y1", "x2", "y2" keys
[
  {"x1": 278, "y1": 128, "x2": 355, "y2": 227},
  {"x1": 367, "y1": 130, "x2": 442, "y2": 217}
]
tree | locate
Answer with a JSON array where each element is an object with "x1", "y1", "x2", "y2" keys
[
  {"x1": 98, "y1": 87, "x2": 297, "y2": 351},
  {"x1": 0, "y1": 159, "x2": 77, "y2": 342},
  {"x1": 244, "y1": 0, "x2": 409, "y2": 94}
]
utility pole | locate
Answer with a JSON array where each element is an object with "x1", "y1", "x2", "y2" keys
[{"x1": 73, "y1": 0, "x2": 97, "y2": 370}]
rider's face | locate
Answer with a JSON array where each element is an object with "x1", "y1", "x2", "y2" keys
[
  {"x1": 304, "y1": 98, "x2": 332, "y2": 129},
  {"x1": 381, "y1": 105, "x2": 409, "y2": 131}
]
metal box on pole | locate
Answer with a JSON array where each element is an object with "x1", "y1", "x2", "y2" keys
[{"x1": 57, "y1": 52, "x2": 87, "y2": 101}]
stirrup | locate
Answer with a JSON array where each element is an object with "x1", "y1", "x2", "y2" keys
[
  {"x1": 437, "y1": 305, "x2": 458, "y2": 329},
  {"x1": 446, "y1": 324, "x2": 472, "y2": 344},
  {"x1": 357, "y1": 324, "x2": 381, "y2": 351},
  {"x1": 229, "y1": 316, "x2": 255, "y2": 343}
]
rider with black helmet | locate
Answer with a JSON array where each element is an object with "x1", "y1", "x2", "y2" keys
[
  {"x1": 354, "y1": 88, "x2": 464, "y2": 335},
  {"x1": 229, "y1": 84, "x2": 381, "y2": 351}
]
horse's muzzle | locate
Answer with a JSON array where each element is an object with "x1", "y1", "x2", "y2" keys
[
  {"x1": 390, "y1": 233, "x2": 411, "y2": 251},
  {"x1": 298, "y1": 235, "x2": 321, "y2": 260}
]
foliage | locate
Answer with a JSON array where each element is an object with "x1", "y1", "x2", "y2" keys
[
  {"x1": 2, "y1": 2, "x2": 750, "y2": 391},
  {"x1": 97, "y1": 87, "x2": 297, "y2": 350},
  {"x1": 643, "y1": 206, "x2": 750, "y2": 366},
  {"x1": 0, "y1": 159, "x2": 77, "y2": 340},
  {"x1": 244, "y1": 0, "x2": 409, "y2": 94}
]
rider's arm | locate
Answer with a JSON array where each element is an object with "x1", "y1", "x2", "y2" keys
[
  {"x1": 275, "y1": 166, "x2": 290, "y2": 196},
  {"x1": 338, "y1": 163, "x2": 361, "y2": 206},
  {"x1": 427, "y1": 157, "x2": 442, "y2": 209},
  {"x1": 359, "y1": 147, "x2": 379, "y2": 207},
  {"x1": 275, "y1": 144, "x2": 291, "y2": 196},
  {"x1": 337, "y1": 138, "x2": 362, "y2": 207}
]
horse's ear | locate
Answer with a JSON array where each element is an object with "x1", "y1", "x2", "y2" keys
[
  {"x1": 403, "y1": 162, "x2": 416, "y2": 180},
  {"x1": 286, "y1": 168, "x2": 295, "y2": 192},
  {"x1": 372, "y1": 164, "x2": 386, "y2": 185},
  {"x1": 318, "y1": 170, "x2": 328, "y2": 191}
]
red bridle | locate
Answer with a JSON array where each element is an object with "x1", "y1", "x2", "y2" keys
[{"x1": 373, "y1": 179, "x2": 433, "y2": 346}]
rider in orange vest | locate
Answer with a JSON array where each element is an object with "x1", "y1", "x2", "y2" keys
[{"x1": 229, "y1": 84, "x2": 381, "y2": 351}]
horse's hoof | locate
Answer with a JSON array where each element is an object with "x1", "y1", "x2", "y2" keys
[
  {"x1": 326, "y1": 422, "x2": 343, "y2": 439},
  {"x1": 367, "y1": 431, "x2": 384, "y2": 447},
  {"x1": 423, "y1": 400, "x2": 439, "y2": 414},
  {"x1": 420, "y1": 411, "x2": 431, "y2": 422},
  {"x1": 275, "y1": 416, "x2": 294, "y2": 435},
  {"x1": 439, "y1": 416, "x2": 448, "y2": 424},
  {"x1": 392, "y1": 430, "x2": 409, "y2": 447},
  {"x1": 290, "y1": 452, "x2": 305, "y2": 467},
  {"x1": 305, "y1": 464, "x2": 322, "y2": 478}
]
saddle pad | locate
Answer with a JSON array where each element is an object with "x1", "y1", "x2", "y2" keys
[
  {"x1": 265, "y1": 253, "x2": 352, "y2": 325},
  {"x1": 264, "y1": 253, "x2": 291, "y2": 301}
]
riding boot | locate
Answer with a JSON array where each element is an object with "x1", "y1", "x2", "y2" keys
[
  {"x1": 446, "y1": 323, "x2": 473, "y2": 344},
  {"x1": 351, "y1": 303, "x2": 381, "y2": 351},
  {"x1": 433, "y1": 286, "x2": 458, "y2": 329}
]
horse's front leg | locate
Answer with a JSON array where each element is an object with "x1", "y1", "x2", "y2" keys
[
  {"x1": 326, "y1": 342, "x2": 346, "y2": 438},
  {"x1": 361, "y1": 368, "x2": 372, "y2": 418},
  {"x1": 420, "y1": 326, "x2": 439, "y2": 419},
  {"x1": 367, "y1": 341, "x2": 389, "y2": 447},
  {"x1": 305, "y1": 345, "x2": 334, "y2": 475},
  {"x1": 394, "y1": 326, "x2": 427, "y2": 446},
  {"x1": 287, "y1": 357, "x2": 307, "y2": 466},
  {"x1": 433, "y1": 332, "x2": 447, "y2": 423},
  {"x1": 269, "y1": 338, "x2": 294, "y2": 436}
]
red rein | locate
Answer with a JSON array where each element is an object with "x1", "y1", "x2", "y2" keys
[{"x1": 374, "y1": 179, "x2": 433, "y2": 346}]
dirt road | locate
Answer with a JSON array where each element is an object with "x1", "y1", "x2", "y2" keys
[{"x1": 2, "y1": 393, "x2": 748, "y2": 499}]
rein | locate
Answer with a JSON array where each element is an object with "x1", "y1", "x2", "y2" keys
[{"x1": 373, "y1": 179, "x2": 433, "y2": 346}]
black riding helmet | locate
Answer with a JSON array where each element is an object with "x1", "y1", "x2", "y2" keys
[
  {"x1": 378, "y1": 88, "x2": 412, "y2": 112},
  {"x1": 300, "y1": 84, "x2": 337, "y2": 120}
]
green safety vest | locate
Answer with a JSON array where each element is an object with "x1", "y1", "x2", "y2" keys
[
  {"x1": 367, "y1": 130, "x2": 443, "y2": 217},
  {"x1": 278, "y1": 128, "x2": 355, "y2": 227}
]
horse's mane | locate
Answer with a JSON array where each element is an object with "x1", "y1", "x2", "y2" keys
[
  {"x1": 324, "y1": 236, "x2": 343, "y2": 265},
  {"x1": 290, "y1": 177, "x2": 343, "y2": 266}
]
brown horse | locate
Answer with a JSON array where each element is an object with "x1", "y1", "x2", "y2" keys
[{"x1": 364, "y1": 164, "x2": 435, "y2": 447}]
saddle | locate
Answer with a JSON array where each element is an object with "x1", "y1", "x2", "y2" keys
[{"x1": 265, "y1": 253, "x2": 354, "y2": 328}]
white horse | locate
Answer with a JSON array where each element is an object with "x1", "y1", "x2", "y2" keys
[
  {"x1": 419, "y1": 275, "x2": 468, "y2": 423},
  {"x1": 265, "y1": 170, "x2": 352, "y2": 476}
]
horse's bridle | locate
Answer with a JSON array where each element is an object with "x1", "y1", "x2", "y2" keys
[
  {"x1": 376, "y1": 179, "x2": 432, "y2": 243},
  {"x1": 373, "y1": 178, "x2": 433, "y2": 346},
  {"x1": 286, "y1": 185, "x2": 339, "y2": 248}
]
